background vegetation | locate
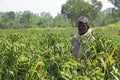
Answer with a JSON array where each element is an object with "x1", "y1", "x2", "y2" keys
[{"x1": 0, "y1": 0, "x2": 120, "y2": 29}]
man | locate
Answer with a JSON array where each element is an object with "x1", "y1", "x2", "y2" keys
[{"x1": 71, "y1": 16, "x2": 95, "y2": 60}]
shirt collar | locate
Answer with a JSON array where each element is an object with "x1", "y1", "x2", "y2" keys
[{"x1": 76, "y1": 28, "x2": 92, "y2": 38}]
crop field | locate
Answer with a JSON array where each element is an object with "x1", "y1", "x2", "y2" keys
[{"x1": 0, "y1": 26, "x2": 120, "y2": 80}]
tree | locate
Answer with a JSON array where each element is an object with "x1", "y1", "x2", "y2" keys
[
  {"x1": 36, "y1": 12, "x2": 53, "y2": 27},
  {"x1": 0, "y1": 11, "x2": 16, "y2": 29},
  {"x1": 5, "y1": 11, "x2": 16, "y2": 20},
  {"x1": 19, "y1": 11, "x2": 36, "y2": 28},
  {"x1": 109, "y1": 0, "x2": 120, "y2": 10},
  {"x1": 109, "y1": 0, "x2": 120, "y2": 18},
  {"x1": 61, "y1": 0, "x2": 102, "y2": 27},
  {"x1": 40, "y1": 12, "x2": 52, "y2": 18},
  {"x1": 53, "y1": 14, "x2": 71, "y2": 27},
  {"x1": 102, "y1": 8, "x2": 119, "y2": 25}
]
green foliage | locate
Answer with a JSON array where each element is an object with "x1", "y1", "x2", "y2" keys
[
  {"x1": 0, "y1": 27, "x2": 120, "y2": 79},
  {"x1": 53, "y1": 14, "x2": 71, "y2": 27},
  {"x1": 109, "y1": 0, "x2": 120, "y2": 14},
  {"x1": 102, "y1": 8, "x2": 119, "y2": 26},
  {"x1": 61, "y1": 0, "x2": 102, "y2": 27},
  {"x1": 0, "y1": 11, "x2": 72, "y2": 29}
]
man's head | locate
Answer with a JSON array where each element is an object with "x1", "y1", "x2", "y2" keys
[{"x1": 77, "y1": 16, "x2": 90, "y2": 35}]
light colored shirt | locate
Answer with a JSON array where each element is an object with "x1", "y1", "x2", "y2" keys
[{"x1": 72, "y1": 28, "x2": 95, "y2": 59}]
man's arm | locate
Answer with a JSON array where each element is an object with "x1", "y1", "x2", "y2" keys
[{"x1": 71, "y1": 36, "x2": 80, "y2": 59}]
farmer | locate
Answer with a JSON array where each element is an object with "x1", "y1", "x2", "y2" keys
[{"x1": 71, "y1": 16, "x2": 95, "y2": 60}]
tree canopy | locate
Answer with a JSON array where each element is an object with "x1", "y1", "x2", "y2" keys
[{"x1": 61, "y1": 0, "x2": 102, "y2": 27}]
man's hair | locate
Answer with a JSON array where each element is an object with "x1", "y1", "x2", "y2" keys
[{"x1": 78, "y1": 16, "x2": 90, "y2": 27}]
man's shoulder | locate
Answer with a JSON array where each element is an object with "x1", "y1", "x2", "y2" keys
[
  {"x1": 87, "y1": 28, "x2": 93, "y2": 35},
  {"x1": 72, "y1": 28, "x2": 94, "y2": 39},
  {"x1": 72, "y1": 33, "x2": 79, "y2": 39}
]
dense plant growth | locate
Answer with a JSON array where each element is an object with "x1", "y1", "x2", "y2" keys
[{"x1": 0, "y1": 27, "x2": 120, "y2": 80}]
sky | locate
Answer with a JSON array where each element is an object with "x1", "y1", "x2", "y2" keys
[{"x1": 0, "y1": 0, "x2": 114, "y2": 17}]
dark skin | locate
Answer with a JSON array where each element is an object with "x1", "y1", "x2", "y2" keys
[{"x1": 78, "y1": 22, "x2": 89, "y2": 35}]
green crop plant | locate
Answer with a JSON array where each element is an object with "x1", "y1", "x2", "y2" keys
[{"x1": 0, "y1": 27, "x2": 120, "y2": 80}]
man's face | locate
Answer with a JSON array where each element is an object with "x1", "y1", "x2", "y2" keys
[{"x1": 78, "y1": 22, "x2": 89, "y2": 35}]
